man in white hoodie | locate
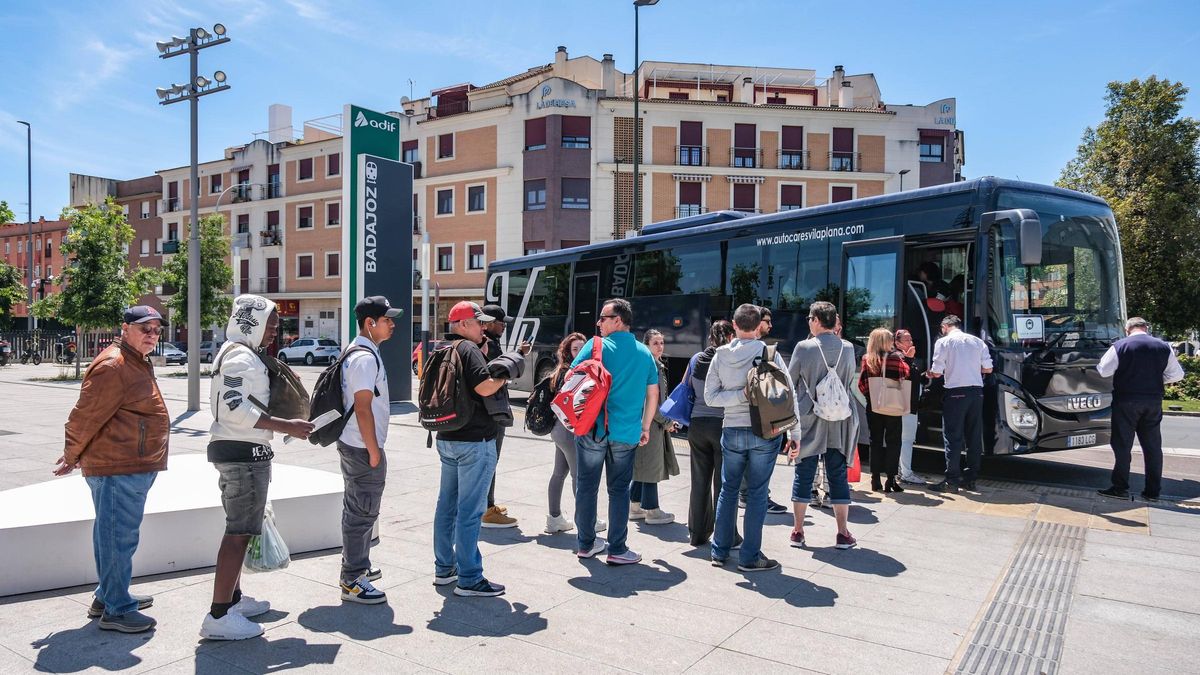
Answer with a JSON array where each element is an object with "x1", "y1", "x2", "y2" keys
[
  {"x1": 704, "y1": 304, "x2": 801, "y2": 572},
  {"x1": 201, "y1": 295, "x2": 314, "y2": 641}
]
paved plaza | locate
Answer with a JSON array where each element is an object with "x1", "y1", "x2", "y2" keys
[{"x1": 1, "y1": 364, "x2": 1198, "y2": 674}]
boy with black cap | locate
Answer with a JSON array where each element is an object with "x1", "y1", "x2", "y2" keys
[
  {"x1": 477, "y1": 304, "x2": 530, "y2": 528},
  {"x1": 337, "y1": 296, "x2": 399, "y2": 604}
]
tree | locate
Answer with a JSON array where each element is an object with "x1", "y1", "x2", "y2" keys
[
  {"x1": 0, "y1": 200, "x2": 13, "y2": 224},
  {"x1": 0, "y1": 261, "x2": 24, "y2": 328},
  {"x1": 1058, "y1": 77, "x2": 1200, "y2": 335},
  {"x1": 162, "y1": 214, "x2": 233, "y2": 329}
]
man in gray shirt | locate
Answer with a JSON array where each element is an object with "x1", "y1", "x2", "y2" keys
[{"x1": 927, "y1": 315, "x2": 993, "y2": 493}]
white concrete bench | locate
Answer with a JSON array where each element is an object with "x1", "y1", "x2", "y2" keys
[{"x1": 0, "y1": 454, "x2": 344, "y2": 597}]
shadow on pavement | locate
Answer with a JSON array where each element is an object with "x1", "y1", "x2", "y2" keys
[
  {"x1": 632, "y1": 520, "x2": 689, "y2": 543},
  {"x1": 427, "y1": 594, "x2": 548, "y2": 637},
  {"x1": 200, "y1": 636, "x2": 342, "y2": 673},
  {"x1": 781, "y1": 577, "x2": 839, "y2": 608},
  {"x1": 811, "y1": 547, "x2": 907, "y2": 578},
  {"x1": 568, "y1": 558, "x2": 687, "y2": 598},
  {"x1": 297, "y1": 603, "x2": 413, "y2": 641},
  {"x1": 30, "y1": 622, "x2": 151, "y2": 673},
  {"x1": 479, "y1": 527, "x2": 538, "y2": 546}
]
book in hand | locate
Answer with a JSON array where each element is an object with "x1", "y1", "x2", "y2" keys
[{"x1": 284, "y1": 409, "x2": 342, "y2": 444}]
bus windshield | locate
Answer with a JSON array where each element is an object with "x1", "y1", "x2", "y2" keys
[{"x1": 988, "y1": 191, "x2": 1124, "y2": 349}]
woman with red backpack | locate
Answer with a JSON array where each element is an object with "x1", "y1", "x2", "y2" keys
[{"x1": 544, "y1": 332, "x2": 607, "y2": 536}]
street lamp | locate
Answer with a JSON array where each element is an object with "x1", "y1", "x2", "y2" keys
[
  {"x1": 898, "y1": 168, "x2": 910, "y2": 191},
  {"x1": 16, "y1": 121, "x2": 33, "y2": 330},
  {"x1": 156, "y1": 23, "x2": 231, "y2": 411},
  {"x1": 631, "y1": 0, "x2": 658, "y2": 235}
]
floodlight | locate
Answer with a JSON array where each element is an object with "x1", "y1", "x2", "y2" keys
[{"x1": 213, "y1": 70, "x2": 226, "y2": 83}]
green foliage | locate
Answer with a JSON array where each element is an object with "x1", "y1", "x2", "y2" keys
[
  {"x1": 55, "y1": 199, "x2": 155, "y2": 330},
  {"x1": 0, "y1": 200, "x2": 13, "y2": 224},
  {"x1": 1165, "y1": 355, "x2": 1200, "y2": 401},
  {"x1": 162, "y1": 214, "x2": 233, "y2": 327},
  {"x1": 1057, "y1": 77, "x2": 1200, "y2": 335},
  {"x1": 0, "y1": 260, "x2": 25, "y2": 327}
]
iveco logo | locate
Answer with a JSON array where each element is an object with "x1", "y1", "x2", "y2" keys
[
  {"x1": 1065, "y1": 395, "x2": 1104, "y2": 411},
  {"x1": 354, "y1": 111, "x2": 397, "y2": 132}
]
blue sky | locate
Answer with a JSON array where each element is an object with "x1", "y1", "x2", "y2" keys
[{"x1": 1, "y1": 0, "x2": 1197, "y2": 221}]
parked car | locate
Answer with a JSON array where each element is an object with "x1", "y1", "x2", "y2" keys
[
  {"x1": 278, "y1": 337, "x2": 341, "y2": 365},
  {"x1": 160, "y1": 343, "x2": 187, "y2": 365},
  {"x1": 198, "y1": 340, "x2": 221, "y2": 363},
  {"x1": 411, "y1": 340, "x2": 450, "y2": 375}
]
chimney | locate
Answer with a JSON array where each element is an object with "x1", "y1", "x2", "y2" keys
[
  {"x1": 829, "y1": 65, "x2": 845, "y2": 106},
  {"x1": 555, "y1": 45, "x2": 568, "y2": 68},
  {"x1": 268, "y1": 104, "x2": 292, "y2": 144},
  {"x1": 602, "y1": 53, "x2": 616, "y2": 97},
  {"x1": 740, "y1": 76, "x2": 754, "y2": 103},
  {"x1": 839, "y1": 81, "x2": 854, "y2": 109}
]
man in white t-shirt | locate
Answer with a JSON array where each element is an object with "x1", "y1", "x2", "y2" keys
[{"x1": 337, "y1": 296, "x2": 397, "y2": 605}]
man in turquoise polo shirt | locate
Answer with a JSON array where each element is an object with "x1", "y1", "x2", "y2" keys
[{"x1": 571, "y1": 298, "x2": 659, "y2": 565}]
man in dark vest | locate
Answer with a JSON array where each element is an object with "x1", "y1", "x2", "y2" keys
[{"x1": 1096, "y1": 317, "x2": 1184, "y2": 500}]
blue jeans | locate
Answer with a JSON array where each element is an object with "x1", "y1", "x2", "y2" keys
[
  {"x1": 942, "y1": 387, "x2": 984, "y2": 485},
  {"x1": 575, "y1": 434, "x2": 637, "y2": 555},
  {"x1": 434, "y1": 439, "x2": 497, "y2": 587},
  {"x1": 712, "y1": 427, "x2": 778, "y2": 566},
  {"x1": 86, "y1": 471, "x2": 157, "y2": 616},
  {"x1": 793, "y1": 449, "x2": 852, "y2": 504},
  {"x1": 630, "y1": 481, "x2": 659, "y2": 510}
]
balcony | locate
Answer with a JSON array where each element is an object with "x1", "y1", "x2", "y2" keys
[
  {"x1": 266, "y1": 180, "x2": 282, "y2": 199},
  {"x1": 165, "y1": 198, "x2": 181, "y2": 213},
  {"x1": 729, "y1": 147, "x2": 763, "y2": 169},
  {"x1": 253, "y1": 277, "x2": 280, "y2": 294},
  {"x1": 429, "y1": 100, "x2": 469, "y2": 119},
  {"x1": 260, "y1": 229, "x2": 282, "y2": 247},
  {"x1": 732, "y1": 207, "x2": 762, "y2": 214},
  {"x1": 675, "y1": 205, "x2": 707, "y2": 218},
  {"x1": 778, "y1": 150, "x2": 809, "y2": 170},
  {"x1": 232, "y1": 233, "x2": 250, "y2": 250},
  {"x1": 412, "y1": 215, "x2": 421, "y2": 235},
  {"x1": 676, "y1": 145, "x2": 708, "y2": 167},
  {"x1": 232, "y1": 184, "x2": 253, "y2": 203},
  {"x1": 829, "y1": 151, "x2": 862, "y2": 172},
  {"x1": 409, "y1": 161, "x2": 422, "y2": 179},
  {"x1": 161, "y1": 239, "x2": 180, "y2": 254}
]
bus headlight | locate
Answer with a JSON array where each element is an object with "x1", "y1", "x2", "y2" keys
[{"x1": 1004, "y1": 392, "x2": 1038, "y2": 440}]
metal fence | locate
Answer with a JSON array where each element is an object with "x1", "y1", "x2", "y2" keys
[{"x1": 0, "y1": 329, "x2": 170, "y2": 363}]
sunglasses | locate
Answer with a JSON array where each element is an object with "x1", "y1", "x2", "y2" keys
[
  {"x1": 598, "y1": 314, "x2": 620, "y2": 321},
  {"x1": 134, "y1": 324, "x2": 163, "y2": 336}
]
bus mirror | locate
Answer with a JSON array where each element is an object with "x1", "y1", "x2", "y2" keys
[{"x1": 982, "y1": 209, "x2": 1042, "y2": 266}]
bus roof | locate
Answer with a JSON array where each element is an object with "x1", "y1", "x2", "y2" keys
[{"x1": 489, "y1": 177, "x2": 1109, "y2": 271}]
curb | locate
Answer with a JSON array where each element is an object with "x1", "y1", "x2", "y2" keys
[{"x1": 1164, "y1": 409, "x2": 1200, "y2": 417}]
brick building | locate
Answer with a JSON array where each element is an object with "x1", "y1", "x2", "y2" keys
[{"x1": 0, "y1": 217, "x2": 70, "y2": 326}]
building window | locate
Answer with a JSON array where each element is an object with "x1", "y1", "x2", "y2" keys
[
  {"x1": 467, "y1": 185, "x2": 486, "y2": 213},
  {"x1": 140, "y1": 239, "x2": 149, "y2": 256},
  {"x1": 525, "y1": 179, "x2": 546, "y2": 211},
  {"x1": 17, "y1": 241, "x2": 22, "y2": 253},
  {"x1": 467, "y1": 243, "x2": 485, "y2": 271},
  {"x1": 733, "y1": 123, "x2": 757, "y2": 167},
  {"x1": 298, "y1": 157, "x2": 314, "y2": 181},
  {"x1": 678, "y1": 181, "x2": 702, "y2": 217},
  {"x1": 524, "y1": 241, "x2": 546, "y2": 255},
  {"x1": 766, "y1": 95, "x2": 786, "y2": 105},
  {"x1": 436, "y1": 245, "x2": 454, "y2": 272},
  {"x1": 45, "y1": 266, "x2": 51, "y2": 279},
  {"x1": 733, "y1": 183, "x2": 757, "y2": 213},
  {"x1": 210, "y1": 174, "x2": 223, "y2": 194},
  {"x1": 678, "y1": 121, "x2": 704, "y2": 166},
  {"x1": 325, "y1": 252, "x2": 340, "y2": 278},
  {"x1": 780, "y1": 184, "x2": 804, "y2": 211},
  {"x1": 831, "y1": 127, "x2": 855, "y2": 171},
  {"x1": 831, "y1": 186, "x2": 854, "y2": 203},
  {"x1": 326, "y1": 202, "x2": 340, "y2": 227},
  {"x1": 437, "y1": 133, "x2": 454, "y2": 159},
  {"x1": 919, "y1": 135, "x2": 944, "y2": 162},
  {"x1": 168, "y1": 223, "x2": 178, "y2": 241},
  {"x1": 402, "y1": 142, "x2": 419, "y2": 163},
  {"x1": 561, "y1": 115, "x2": 591, "y2": 148},
  {"x1": 5, "y1": 242, "x2": 10, "y2": 254},
  {"x1": 525, "y1": 118, "x2": 546, "y2": 151},
  {"x1": 436, "y1": 188, "x2": 454, "y2": 216},
  {"x1": 297, "y1": 254, "x2": 313, "y2": 278},
  {"x1": 327, "y1": 152, "x2": 340, "y2": 176},
  {"x1": 561, "y1": 178, "x2": 590, "y2": 209},
  {"x1": 668, "y1": 92, "x2": 689, "y2": 100},
  {"x1": 237, "y1": 213, "x2": 250, "y2": 234},
  {"x1": 780, "y1": 125, "x2": 805, "y2": 169},
  {"x1": 298, "y1": 205, "x2": 313, "y2": 229},
  {"x1": 141, "y1": 201, "x2": 151, "y2": 219}
]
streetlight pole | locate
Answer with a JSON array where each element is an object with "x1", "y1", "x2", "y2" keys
[
  {"x1": 16, "y1": 121, "x2": 33, "y2": 330},
  {"x1": 157, "y1": 24, "x2": 231, "y2": 411},
  {"x1": 632, "y1": 0, "x2": 659, "y2": 235},
  {"x1": 898, "y1": 168, "x2": 910, "y2": 191}
]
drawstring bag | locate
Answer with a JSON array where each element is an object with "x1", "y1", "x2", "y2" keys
[{"x1": 243, "y1": 503, "x2": 291, "y2": 573}]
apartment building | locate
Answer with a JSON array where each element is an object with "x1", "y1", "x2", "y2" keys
[
  {"x1": 398, "y1": 47, "x2": 964, "y2": 327},
  {"x1": 0, "y1": 217, "x2": 70, "y2": 326}
]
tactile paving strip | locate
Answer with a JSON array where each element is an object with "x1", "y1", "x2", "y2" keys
[{"x1": 955, "y1": 521, "x2": 1086, "y2": 675}]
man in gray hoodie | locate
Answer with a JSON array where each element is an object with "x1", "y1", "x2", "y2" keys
[{"x1": 704, "y1": 304, "x2": 801, "y2": 572}]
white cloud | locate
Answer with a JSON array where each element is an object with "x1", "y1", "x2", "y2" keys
[{"x1": 51, "y1": 39, "x2": 138, "y2": 110}]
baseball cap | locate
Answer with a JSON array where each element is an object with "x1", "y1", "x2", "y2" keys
[
  {"x1": 481, "y1": 304, "x2": 514, "y2": 324},
  {"x1": 354, "y1": 296, "x2": 402, "y2": 322},
  {"x1": 124, "y1": 306, "x2": 164, "y2": 325},
  {"x1": 448, "y1": 301, "x2": 497, "y2": 323}
]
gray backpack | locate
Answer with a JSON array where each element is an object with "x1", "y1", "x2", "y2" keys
[{"x1": 746, "y1": 345, "x2": 798, "y2": 440}]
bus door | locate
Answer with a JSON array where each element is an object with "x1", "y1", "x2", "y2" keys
[
  {"x1": 840, "y1": 237, "x2": 904, "y2": 347},
  {"x1": 571, "y1": 273, "x2": 600, "y2": 336}
]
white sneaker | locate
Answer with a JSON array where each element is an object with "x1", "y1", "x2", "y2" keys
[
  {"x1": 230, "y1": 594, "x2": 270, "y2": 618},
  {"x1": 629, "y1": 503, "x2": 646, "y2": 520},
  {"x1": 200, "y1": 611, "x2": 264, "y2": 641},
  {"x1": 577, "y1": 538, "x2": 607, "y2": 559},
  {"x1": 545, "y1": 514, "x2": 574, "y2": 534},
  {"x1": 643, "y1": 508, "x2": 675, "y2": 525},
  {"x1": 596, "y1": 519, "x2": 608, "y2": 533}
]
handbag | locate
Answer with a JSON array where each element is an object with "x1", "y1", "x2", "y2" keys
[
  {"x1": 243, "y1": 503, "x2": 291, "y2": 573},
  {"x1": 868, "y1": 377, "x2": 911, "y2": 416},
  {"x1": 659, "y1": 355, "x2": 697, "y2": 427},
  {"x1": 260, "y1": 352, "x2": 311, "y2": 420},
  {"x1": 846, "y1": 449, "x2": 862, "y2": 483}
]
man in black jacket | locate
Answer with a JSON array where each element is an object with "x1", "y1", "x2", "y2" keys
[{"x1": 478, "y1": 304, "x2": 529, "y2": 528}]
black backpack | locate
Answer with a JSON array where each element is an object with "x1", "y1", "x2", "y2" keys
[
  {"x1": 418, "y1": 340, "x2": 476, "y2": 445},
  {"x1": 524, "y1": 374, "x2": 558, "y2": 436},
  {"x1": 307, "y1": 346, "x2": 379, "y2": 447}
]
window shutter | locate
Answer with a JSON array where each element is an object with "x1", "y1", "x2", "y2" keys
[
  {"x1": 734, "y1": 123, "x2": 756, "y2": 148},
  {"x1": 679, "y1": 121, "x2": 702, "y2": 146},
  {"x1": 525, "y1": 118, "x2": 547, "y2": 148},
  {"x1": 561, "y1": 115, "x2": 589, "y2": 137},
  {"x1": 733, "y1": 183, "x2": 755, "y2": 209},
  {"x1": 678, "y1": 181, "x2": 702, "y2": 204},
  {"x1": 831, "y1": 186, "x2": 854, "y2": 203},
  {"x1": 438, "y1": 134, "x2": 454, "y2": 157},
  {"x1": 781, "y1": 185, "x2": 803, "y2": 206},
  {"x1": 781, "y1": 126, "x2": 804, "y2": 150},
  {"x1": 832, "y1": 128, "x2": 854, "y2": 152}
]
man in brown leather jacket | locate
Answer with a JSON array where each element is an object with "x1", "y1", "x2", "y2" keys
[{"x1": 55, "y1": 306, "x2": 170, "y2": 633}]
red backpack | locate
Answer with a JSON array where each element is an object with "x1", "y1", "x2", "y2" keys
[{"x1": 551, "y1": 336, "x2": 612, "y2": 438}]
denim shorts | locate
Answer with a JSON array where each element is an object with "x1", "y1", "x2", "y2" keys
[{"x1": 214, "y1": 461, "x2": 271, "y2": 535}]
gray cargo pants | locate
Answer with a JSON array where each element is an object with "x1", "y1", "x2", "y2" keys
[{"x1": 337, "y1": 442, "x2": 387, "y2": 584}]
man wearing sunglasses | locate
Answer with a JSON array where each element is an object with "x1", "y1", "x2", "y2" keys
[{"x1": 56, "y1": 306, "x2": 171, "y2": 633}]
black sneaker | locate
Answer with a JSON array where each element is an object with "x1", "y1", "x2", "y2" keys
[
  {"x1": 962, "y1": 481, "x2": 977, "y2": 491},
  {"x1": 1139, "y1": 492, "x2": 1160, "y2": 502},
  {"x1": 433, "y1": 568, "x2": 458, "y2": 586},
  {"x1": 766, "y1": 499, "x2": 789, "y2": 515},
  {"x1": 98, "y1": 610, "x2": 156, "y2": 633},
  {"x1": 88, "y1": 594, "x2": 153, "y2": 619},
  {"x1": 737, "y1": 556, "x2": 781, "y2": 572},
  {"x1": 1098, "y1": 486, "x2": 1130, "y2": 499},
  {"x1": 929, "y1": 481, "x2": 959, "y2": 494},
  {"x1": 454, "y1": 578, "x2": 506, "y2": 597}
]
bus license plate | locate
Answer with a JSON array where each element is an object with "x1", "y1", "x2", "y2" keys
[{"x1": 1067, "y1": 433, "x2": 1097, "y2": 448}]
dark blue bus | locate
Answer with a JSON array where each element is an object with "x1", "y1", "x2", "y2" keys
[{"x1": 486, "y1": 177, "x2": 1125, "y2": 456}]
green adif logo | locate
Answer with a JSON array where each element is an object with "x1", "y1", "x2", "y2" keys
[{"x1": 354, "y1": 110, "x2": 396, "y2": 132}]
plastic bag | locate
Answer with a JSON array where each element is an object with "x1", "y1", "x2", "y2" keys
[{"x1": 243, "y1": 503, "x2": 291, "y2": 573}]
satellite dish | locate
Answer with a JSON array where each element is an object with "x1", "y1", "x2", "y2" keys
[{"x1": 400, "y1": 96, "x2": 410, "y2": 103}]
